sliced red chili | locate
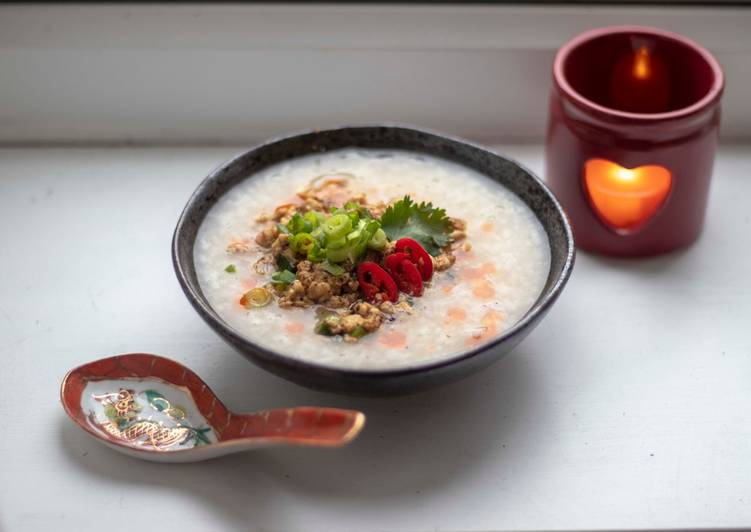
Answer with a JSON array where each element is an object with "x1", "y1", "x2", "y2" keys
[
  {"x1": 385, "y1": 253, "x2": 424, "y2": 297},
  {"x1": 395, "y1": 237, "x2": 433, "y2": 281},
  {"x1": 357, "y1": 262, "x2": 398, "y2": 303}
]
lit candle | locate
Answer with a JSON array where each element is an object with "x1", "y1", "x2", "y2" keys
[
  {"x1": 584, "y1": 159, "x2": 672, "y2": 231},
  {"x1": 608, "y1": 44, "x2": 670, "y2": 113}
]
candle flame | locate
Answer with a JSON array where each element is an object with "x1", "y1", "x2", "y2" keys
[
  {"x1": 614, "y1": 167, "x2": 636, "y2": 182},
  {"x1": 584, "y1": 159, "x2": 672, "y2": 232},
  {"x1": 633, "y1": 46, "x2": 651, "y2": 80}
]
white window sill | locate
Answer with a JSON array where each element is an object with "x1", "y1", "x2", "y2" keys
[{"x1": 1, "y1": 143, "x2": 750, "y2": 531}]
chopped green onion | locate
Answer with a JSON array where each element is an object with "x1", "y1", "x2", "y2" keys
[
  {"x1": 314, "y1": 312, "x2": 340, "y2": 336},
  {"x1": 321, "y1": 260, "x2": 345, "y2": 276},
  {"x1": 286, "y1": 213, "x2": 312, "y2": 235},
  {"x1": 326, "y1": 236, "x2": 346, "y2": 249},
  {"x1": 368, "y1": 228, "x2": 387, "y2": 250},
  {"x1": 326, "y1": 241, "x2": 351, "y2": 263},
  {"x1": 311, "y1": 225, "x2": 325, "y2": 241},
  {"x1": 224, "y1": 264, "x2": 237, "y2": 273},
  {"x1": 351, "y1": 219, "x2": 380, "y2": 259},
  {"x1": 291, "y1": 232, "x2": 316, "y2": 255},
  {"x1": 304, "y1": 211, "x2": 324, "y2": 229},
  {"x1": 307, "y1": 241, "x2": 326, "y2": 262},
  {"x1": 240, "y1": 287, "x2": 272, "y2": 308},
  {"x1": 323, "y1": 214, "x2": 352, "y2": 240}
]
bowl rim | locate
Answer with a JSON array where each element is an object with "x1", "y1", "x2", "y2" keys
[{"x1": 172, "y1": 124, "x2": 575, "y2": 379}]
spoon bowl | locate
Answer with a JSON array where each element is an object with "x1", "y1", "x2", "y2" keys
[{"x1": 61, "y1": 353, "x2": 365, "y2": 462}]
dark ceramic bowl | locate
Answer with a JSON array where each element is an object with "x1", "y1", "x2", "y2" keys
[{"x1": 173, "y1": 125, "x2": 575, "y2": 396}]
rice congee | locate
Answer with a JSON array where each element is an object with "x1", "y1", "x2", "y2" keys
[{"x1": 195, "y1": 149, "x2": 550, "y2": 370}]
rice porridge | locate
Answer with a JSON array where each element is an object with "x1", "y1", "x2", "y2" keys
[{"x1": 195, "y1": 149, "x2": 550, "y2": 370}]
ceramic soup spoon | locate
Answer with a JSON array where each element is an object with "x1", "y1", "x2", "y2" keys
[{"x1": 61, "y1": 353, "x2": 365, "y2": 463}]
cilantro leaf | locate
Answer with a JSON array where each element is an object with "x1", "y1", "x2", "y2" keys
[
  {"x1": 379, "y1": 196, "x2": 452, "y2": 255},
  {"x1": 275, "y1": 253, "x2": 296, "y2": 273},
  {"x1": 271, "y1": 270, "x2": 296, "y2": 287}
]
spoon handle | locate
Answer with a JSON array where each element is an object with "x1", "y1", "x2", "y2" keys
[{"x1": 221, "y1": 407, "x2": 365, "y2": 447}]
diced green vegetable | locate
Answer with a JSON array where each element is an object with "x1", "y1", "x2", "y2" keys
[
  {"x1": 342, "y1": 202, "x2": 371, "y2": 223},
  {"x1": 311, "y1": 225, "x2": 325, "y2": 241},
  {"x1": 358, "y1": 220, "x2": 380, "y2": 253},
  {"x1": 271, "y1": 270, "x2": 296, "y2": 287},
  {"x1": 314, "y1": 312, "x2": 341, "y2": 336},
  {"x1": 304, "y1": 211, "x2": 325, "y2": 229},
  {"x1": 321, "y1": 260, "x2": 345, "y2": 276},
  {"x1": 323, "y1": 214, "x2": 352, "y2": 240},
  {"x1": 326, "y1": 236, "x2": 346, "y2": 249},
  {"x1": 272, "y1": 207, "x2": 389, "y2": 267},
  {"x1": 224, "y1": 264, "x2": 237, "y2": 273},
  {"x1": 240, "y1": 287, "x2": 273, "y2": 308},
  {"x1": 286, "y1": 213, "x2": 313, "y2": 235},
  {"x1": 322, "y1": 218, "x2": 383, "y2": 263},
  {"x1": 350, "y1": 325, "x2": 368, "y2": 339},
  {"x1": 326, "y1": 241, "x2": 351, "y2": 263},
  {"x1": 307, "y1": 241, "x2": 326, "y2": 262},
  {"x1": 291, "y1": 232, "x2": 316, "y2": 255},
  {"x1": 368, "y1": 228, "x2": 387, "y2": 250}
]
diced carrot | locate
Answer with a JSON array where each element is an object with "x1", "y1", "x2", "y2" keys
[
  {"x1": 285, "y1": 322, "x2": 305, "y2": 335},
  {"x1": 461, "y1": 267, "x2": 485, "y2": 280},
  {"x1": 479, "y1": 262, "x2": 496, "y2": 275},
  {"x1": 461, "y1": 261, "x2": 496, "y2": 281},
  {"x1": 472, "y1": 280, "x2": 496, "y2": 300},
  {"x1": 465, "y1": 309, "x2": 505, "y2": 347},
  {"x1": 445, "y1": 307, "x2": 467, "y2": 324},
  {"x1": 378, "y1": 330, "x2": 407, "y2": 349},
  {"x1": 481, "y1": 309, "x2": 504, "y2": 327}
]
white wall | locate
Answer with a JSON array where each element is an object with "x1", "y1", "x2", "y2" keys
[{"x1": 1, "y1": 3, "x2": 749, "y2": 145}]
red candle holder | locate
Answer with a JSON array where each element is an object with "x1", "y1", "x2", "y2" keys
[{"x1": 546, "y1": 26, "x2": 724, "y2": 257}]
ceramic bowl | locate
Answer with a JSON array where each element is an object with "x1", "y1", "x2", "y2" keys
[{"x1": 172, "y1": 125, "x2": 575, "y2": 395}]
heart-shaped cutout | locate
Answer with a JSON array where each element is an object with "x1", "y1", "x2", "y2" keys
[{"x1": 584, "y1": 159, "x2": 672, "y2": 232}]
